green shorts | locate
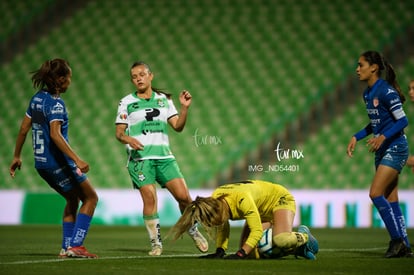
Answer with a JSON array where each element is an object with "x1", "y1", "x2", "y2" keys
[{"x1": 127, "y1": 158, "x2": 184, "y2": 189}]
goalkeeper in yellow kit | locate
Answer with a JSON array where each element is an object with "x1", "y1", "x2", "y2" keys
[{"x1": 169, "y1": 180, "x2": 319, "y2": 259}]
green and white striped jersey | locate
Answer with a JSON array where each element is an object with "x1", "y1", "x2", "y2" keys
[{"x1": 115, "y1": 91, "x2": 178, "y2": 160}]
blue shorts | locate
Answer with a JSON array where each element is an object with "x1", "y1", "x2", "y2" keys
[
  {"x1": 375, "y1": 139, "x2": 408, "y2": 173},
  {"x1": 37, "y1": 165, "x2": 87, "y2": 193}
]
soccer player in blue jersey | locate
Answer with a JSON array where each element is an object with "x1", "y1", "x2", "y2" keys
[
  {"x1": 347, "y1": 51, "x2": 412, "y2": 258},
  {"x1": 115, "y1": 61, "x2": 208, "y2": 256},
  {"x1": 9, "y1": 59, "x2": 99, "y2": 258}
]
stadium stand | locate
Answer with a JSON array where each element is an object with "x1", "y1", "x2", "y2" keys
[{"x1": 1, "y1": 0, "x2": 414, "y2": 190}]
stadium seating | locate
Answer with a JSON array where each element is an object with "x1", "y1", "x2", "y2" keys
[
  {"x1": 0, "y1": 0, "x2": 54, "y2": 41},
  {"x1": 1, "y1": 0, "x2": 413, "y2": 190}
]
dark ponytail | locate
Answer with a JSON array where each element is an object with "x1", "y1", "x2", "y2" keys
[
  {"x1": 383, "y1": 60, "x2": 405, "y2": 103},
  {"x1": 361, "y1": 51, "x2": 405, "y2": 103},
  {"x1": 31, "y1": 58, "x2": 71, "y2": 94}
]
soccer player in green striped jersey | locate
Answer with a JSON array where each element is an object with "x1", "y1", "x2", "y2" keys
[{"x1": 115, "y1": 61, "x2": 208, "y2": 256}]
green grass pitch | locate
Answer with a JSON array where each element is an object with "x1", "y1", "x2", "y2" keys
[{"x1": 1, "y1": 226, "x2": 413, "y2": 274}]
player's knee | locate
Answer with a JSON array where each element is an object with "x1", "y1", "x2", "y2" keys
[{"x1": 273, "y1": 232, "x2": 296, "y2": 249}]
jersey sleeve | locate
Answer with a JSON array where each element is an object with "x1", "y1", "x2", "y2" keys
[
  {"x1": 237, "y1": 194, "x2": 263, "y2": 249},
  {"x1": 381, "y1": 87, "x2": 408, "y2": 138},
  {"x1": 354, "y1": 123, "x2": 373, "y2": 141},
  {"x1": 383, "y1": 87, "x2": 406, "y2": 120},
  {"x1": 26, "y1": 101, "x2": 32, "y2": 118},
  {"x1": 215, "y1": 221, "x2": 230, "y2": 250},
  {"x1": 167, "y1": 98, "x2": 178, "y2": 119},
  {"x1": 115, "y1": 99, "x2": 129, "y2": 124}
]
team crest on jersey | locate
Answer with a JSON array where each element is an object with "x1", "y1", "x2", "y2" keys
[
  {"x1": 157, "y1": 99, "x2": 165, "y2": 107},
  {"x1": 373, "y1": 98, "x2": 379, "y2": 107}
]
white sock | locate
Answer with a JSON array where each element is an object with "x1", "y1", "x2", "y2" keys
[
  {"x1": 144, "y1": 218, "x2": 162, "y2": 247},
  {"x1": 187, "y1": 222, "x2": 199, "y2": 236}
]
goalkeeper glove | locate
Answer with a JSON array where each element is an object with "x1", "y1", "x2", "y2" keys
[
  {"x1": 199, "y1": 247, "x2": 225, "y2": 259},
  {"x1": 224, "y1": 248, "x2": 247, "y2": 260}
]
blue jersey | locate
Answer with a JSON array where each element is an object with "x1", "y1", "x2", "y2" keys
[
  {"x1": 363, "y1": 79, "x2": 407, "y2": 151},
  {"x1": 26, "y1": 90, "x2": 74, "y2": 169}
]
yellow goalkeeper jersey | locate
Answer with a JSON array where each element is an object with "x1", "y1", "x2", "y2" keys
[{"x1": 211, "y1": 180, "x2": 296, "y2": 250}]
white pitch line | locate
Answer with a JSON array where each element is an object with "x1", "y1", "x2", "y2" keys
[
  {"x1": 321, "y1": 247, "x2": 386, "y2": 252},
  {"x1": 0, "y1": 248, "x2": 387, "y2": 265},
  {"x1": 0, "y1": 254, "x2": 200, "y2": 265}
]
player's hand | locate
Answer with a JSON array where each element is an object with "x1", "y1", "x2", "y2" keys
[
  {"x1": 405, "y1": 156, "x2": 414, "y2": 173},
  {"x1": 366, "y1": 135, "x2": 385, "y2": 153},
  {"x1": 346, "y1": 136, "x2": 357, "y2": 157},
  {"x1": 199, "y1": 247, "x2": 225, "y2": 259},
  {"x1": 179, "y1": 90, "x2": 192, "y2": 108},
  {"x1": 128, "y1": 136, "x2": 144, "y2": 150},
  {"x1": 9, "y1": 158, "x2": 22, "y2": 178},
  {"x1": 76, "y1": 159, "x2": 90, "y2": 173},
  {"x1": 224, "y1": 249, "x2": 247, "y2": 260}
]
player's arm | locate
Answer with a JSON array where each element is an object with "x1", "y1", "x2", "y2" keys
[
  {"x1": 354, "y1": 123, "x2": 373, "y2": 141},
  {"x1": 50, "y1": 120, "x2": 89, "y2": 173},
  {"x1": 347, "y1": 123, "x2": 372, "y2": 157},
  {"x1": 367, "y1": 96, "x2": 408, "y2": 152},
  {"x1": 240, "y1": 208, "x2": 263, "y2": 256},
  {"x1": 215, "y1": 220, "x2": 231, "y2": 251},
  {"x1": 115, "y1": 123, "x2": 144, "y2": 150},
  {"x1": 382, "y1": 101, "x2": 408, "y2": 139},
  {"x1": 406, "y1": 155, "x2": 414, "y2": 173},
  {"x1": 224, "y1": 196, "x2": 262, "y2": 259},
  {"x1": 115, "y1": 99, "x2": 144, "y2": 150},
  {"x1": 168, "y1": 90, "x2": 191, "y2": 132},
  {"x1": 10, "y1": 115, "x2": 31, "y2": 178},
  {"x1": 200, "y1": 221, "x2": 229, "y2": 259}
]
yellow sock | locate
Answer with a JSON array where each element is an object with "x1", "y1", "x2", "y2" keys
[{"x1": 273, "y1": 232, "x2": 308, "y2": 250}]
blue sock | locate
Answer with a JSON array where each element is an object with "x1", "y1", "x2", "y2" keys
[
  {"x1": 62, "y1": 222, "x2": 74, "y2": 250},
  {"x1": 70, "y1": 213, "x2": 92, "y2": 247},
  {"x1": 372, "y1": 196, "x2": 400, "y2": 240},
  {"x1": 390, "y1": 201, "x2": 410, "y2": 247}
]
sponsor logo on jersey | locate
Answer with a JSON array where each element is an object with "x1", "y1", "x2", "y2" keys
[
  {"x1": 370, "y1": 118, "x2": 381, "y2": 126},
  {"x1": 367, "y1": 109, "x2": 379, "y2": 115},
  {"x1": 390, "y1": 98, "x2": 400, "y2": 105},
  {"x1": 51, "y1": 102, "x2": 64, "y2": 114},
  {"x1": 383, "y1": 153, "x2": 393, "y2": 161},
  {"x1": 33, "y1": 97, "x2": 43, "y2": 102},
  {"x1": 386, "y1": 88, "x2": 395, "y2": 95}
]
